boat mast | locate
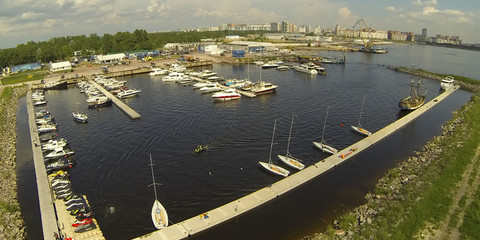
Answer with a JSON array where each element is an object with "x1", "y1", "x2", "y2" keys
[
  {"x1": 358, "y1": 96, "x2": 366, "y2": 127},
  {"x1": 285, "y1": 115, "x2": 295, "y2": 158},
  {"x1": 268, "y1": 119, "x2": 278, "y2": 164},
  {"x1": 321, "y1": 106, "x2": 330, "y2": 143},
  {"x1": 149, "y1": 154, "x2": 159, "y2": 201}
]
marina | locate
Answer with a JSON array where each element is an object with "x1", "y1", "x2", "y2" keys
[{"x1": 16, "y1": 45, "x2": 476, "y2": 240}]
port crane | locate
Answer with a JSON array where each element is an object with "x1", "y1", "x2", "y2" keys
[{"x1": 352, "y1": 18, "x2": 375, "y2": 50}]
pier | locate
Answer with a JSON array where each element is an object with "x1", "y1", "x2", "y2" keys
[
  {"x1": 26, "y1": 87, "x2": 105, "y2": 240},
  {"x1": 135, "y1": 85, "x2": 459, "y2": 240},
  {"x1": 87, "y1": 78, "x2": 141, "y2": 119}
]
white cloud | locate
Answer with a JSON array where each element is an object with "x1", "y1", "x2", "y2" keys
[
  {"x1": 412, "y1": 0, "x2": 438, "y2": 6},
  {"x1": 386, "y1": 6, "x2": 396, "y2": 12},
  {"x1": 0, "y1": 20, "x2": 13, "y2": 34},
  {"x1": 338, "y1": 7, "x2": 352, "y2": 18},
  {"x1": 193, "y1": 8, "x2": 230, "y2": 18},
  {"x1": 42, "y1": 19, "x2": 56, "y2": 28},
  {"x1": 422, "y1": 6, "x2": 439, "y2": 15},
  {"x1": 21, "y1": 11, "x2": 42, "y2": 20}
]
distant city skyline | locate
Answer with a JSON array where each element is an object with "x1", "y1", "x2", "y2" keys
[{"x1": 1, "y1": 0, "x2": 478, "y2": 49}]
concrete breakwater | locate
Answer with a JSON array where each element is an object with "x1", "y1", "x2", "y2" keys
[{"x1": 0, "y1": 86, "x2": 27, "y2": 239}]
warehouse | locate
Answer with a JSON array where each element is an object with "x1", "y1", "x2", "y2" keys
[
  {"x1": 49, "y1": 61, "x2": 72, "y2": 72},
  {"x1": 94, "y1": 53, "x2": 126, "y2": 64}
]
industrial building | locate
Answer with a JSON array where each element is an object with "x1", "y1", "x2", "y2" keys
[{"x1": 49, "y1": 61, "x2": 72, "y2": 72}]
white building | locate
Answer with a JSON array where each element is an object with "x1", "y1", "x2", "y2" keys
[
  {"x1": 49, "y1": 61, "x2": 72, "y2": 72},
  {"x1": 204, "y1": 45, "x2": 224, "y2": 55},
  {"x1": 94, "y1": 53, "x2": 126, "y2": 64}
]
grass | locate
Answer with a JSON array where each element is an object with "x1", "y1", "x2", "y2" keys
[{"x1": 1, "y1": 69, "x2": 48, "y2": 85}]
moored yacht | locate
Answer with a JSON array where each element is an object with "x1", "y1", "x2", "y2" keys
[
  {"x1": 212, "y1": 88, "x2": 241, "y2": 101},
  {"x1": 440, "y1": 76, "x2": 454, "y2": 90},
  {"x1": 117, "y1": 89, "x2": 141, "y2": 99},
  {"x1": 149, "y1": 68, "x2": 169, "y2": 76},
  {"x1": 251, "y1": 81, "x2": 278, "y2": 95},
  {"x1": 292, "y1": 64, "x2": 318, "y2": 74}
]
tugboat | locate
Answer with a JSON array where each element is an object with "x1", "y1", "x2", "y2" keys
[{"x1": 399, "y1": 78, "x2": 427, "y2": 111}]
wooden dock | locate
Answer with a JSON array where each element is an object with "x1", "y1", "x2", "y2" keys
[
  {"x1": 27, "y1": 87, "x2": 105, "y2": 240},
  {"x1": 134, "y1": 86, "x2": 460, "y2": 240},
  {"x1": 87, "y1": 78, "x2": 141, "y2": 119}
]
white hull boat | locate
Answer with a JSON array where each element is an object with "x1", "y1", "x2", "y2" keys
[
  {"x1": 72, "y1": 112, "x2": 88, "y2": 123},
  {"x1": 440, "y1": 76, "x2": 454, "y2": 90},
  {"x1": 277, "y1": 115, "x2": 305, "y2": 170},
  {"x1": 162, "y1": 72, "x2": 185, "y2": 82},
  {"x1": 293, "y1": 64, "x2": 318, "y2": 74},
  {"x1": 117, "y1": 89, "x2": 141, "y2": 99},
  {"x1": 212, "y1": 89, "x2": 241, "y2": 101},
  {"x1": 351, "y1": 96, "x2": 372, "y2": 136},
  {"x1": 251, "y1": 82, "x2": 278, "y2": 95},
  {"x1": 259, "y1": 120, "x2": 290, "y2": 177},
  {"x1": 42, "y1": 138, "x2": 68, "y2": 151},
  {"x1": 313, "y1": 106, "x2": 338, "y2": 154},
  {"x1": 149, "y1": 154, "x2": 168, "y2": 229},
  {"x1": 199, "y1": 86, "x2": 222, "y2": 93},
  {"x1": 44, "y1": 147, "x2": 74, "y2": 159},
  {"x1": 149, "y1": 68, "x2": 169, "y2": 76}
]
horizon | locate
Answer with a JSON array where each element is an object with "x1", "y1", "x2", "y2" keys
[{"x1": 1, "y1": 0, "x2": 478, "y2": 49}]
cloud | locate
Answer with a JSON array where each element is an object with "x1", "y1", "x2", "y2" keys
[
  {"x1": 412, "y1": 0, "x2": 438, "y2": 6},
  {"x1": 422, "y1": 6, "x2": 439, "y2": 15},
  {"x1": 386, "y1": 6, "x2": 396, "y2": 12},
  {"x1": 42, "y1": 19, "x2": 56, "y2": 28},
  {"x1": 338, "y1": 7, "x2": 352, "y2": 18},
  {"x1": 0, "y1": 20, "x2": 13, "y2": 35},
  {"x1": 21, "y1": 11, "x2": 42, "y2": 20}
]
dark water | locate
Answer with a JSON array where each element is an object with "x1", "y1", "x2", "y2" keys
[{"x1": 17, "y1": 44, "x2": 474, "y2": 240}]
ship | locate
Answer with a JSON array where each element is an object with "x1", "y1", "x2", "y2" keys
[{"x1": 398, "y1": 78, "x2": 427, "y2": 111}]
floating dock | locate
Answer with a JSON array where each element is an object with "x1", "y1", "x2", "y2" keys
[
  {"x1": 87, "y1": 78, "x2": 141, "y2": 119},
  {"x1": 135, "y1": 86, "x2": 459, "y2": 240},
  {"x1": 26, "y1": 87, "x2": 105, "y2": 240}
]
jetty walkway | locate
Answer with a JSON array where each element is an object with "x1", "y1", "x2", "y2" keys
[
  {"x1": 26, "y1": 87, "x2": 105, "y2": 240},
  {"x1": 135, "y1": 85, "x2": 459, "y2": 240},
  {"x1": 87, "y1": 78, "x2": 141, "y2": 119}
]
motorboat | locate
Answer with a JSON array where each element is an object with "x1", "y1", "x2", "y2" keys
[
  {"x1": 39, "y1": 132, "x2": 59, "y2": 142},
  {"x1": 149, "y1": 68, "x2": 169, "y2": 76},
  {"x1": 199, "y1": 85, "x2": 222, "y2": 93},
  {"x1": 42, "y1": 138, "x2": 68, "y2": 152},
  {"x1": 87, "y1": 98, "x2": 112, "y2": 109},
  {"x1": 37, "y1": 123, "x2": 57, "y2": 133},
  {"x1": 162, "y1": 72, "x2": 185, "y2": 82},
  {"x1": 44, "y1": 80, "x2": 68, "y2": 90},
  {"x1": 261, "y1": 61, "x2": 279, "y2": 69},
  {"x1": 276, "y1": 65, "x2": 289, "y2": 71},
  {"x1": 33, "y1": 100, "x2": 47, "y2": 106},
  {"x1": 44, "y1": 147, "x2": 75, "y2": 159},
  {"x1": 251, "y1": 81, "x2": 278, "y2": 95},
  {"x1": 199, "y1": 70, "x2": 217, "y2": 79},
  {"x1": 86, "y1": 96, "x2": 109, "y2": 104},
  {"x1": 351, "y1": 96, "x2": 372, "y2": 136},
  {"x1": 440, "y1": 76, "x2": 455, "y2": 90},
  {"x1": 36, "y1": 115, "x2": 54, "y2": 124},
  {"x1": 259, "y1": 120, "x2": 290, "y2": 177},
  {"x1": 277, "y1": 115, "x2": 305, "y2": 170},
  {"x1": 252, "y1": 61, "x2": 264, "y2": 66},
  {"x1": 399, "y1": 78, "x2": 427, "y2": 110},
  {"x1": 72, "y1": 112, "x2": 88, "y2": 123},
  {"x1": 117, "y1": 89, "x2": 141, "y2": 99},
  {"x1": 212, "y1": 88, "x2": 241, "y2": 101},
  {"x1": 313, "y1": 106, "x2": 338, "y2": 154},
  {"x1": 169, "y1": 63, "x2": 186, "y2": 72},
  {"x1": 35, "y1": 109, "x2": 51, "y2": 118},
  {"x1": 305, "y1": 62, "x2": 327, "y2": 75},
  {"x1": 192, "y1": 82, "x2": 215, "y2": 89},
  {"x1": 292, "y1": 64, "x2": 318, "y2": 74},
  {"x1": 45, "y1": 157, "x2": 75, "y2": 174}
]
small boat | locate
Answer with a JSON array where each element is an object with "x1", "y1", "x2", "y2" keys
[
  {"x1": 148, "y1": 154, "x2": 168, "y2": 229},
  {"x1": 399, "y1": 78, "x2": 427, "y2": 111},
  {"x1": 42, "y1": 138, "x2": 68, "y2": 152},
  {"x1": 33, "y1": 100, "x2": 47, "y2": 106},
  {"x1": 277, "y1": 115, "x2": 305, "y2": 170},
  {"x1": 44, "y1": 147, "x2": 75, "y2": 159},
  {"x1": 192, "y1": 82, "x2": 215, "y2": 89},
  {"x1": 195, "y1": 145, "x2": 207, "y2": 153},
  {"x1": 149, "y1": 68, "x2": 169, "y2": 76},
  {"x1": 313, "y1": 106, "x2": 338, "y2": 154},
  {"x1": 35, "y1": 109, "x2": 51, "y2": 118},
  {"x1": 36, "y1": 115, "x2": 54, "y2": 125},
  {"x1": 73, "y1": 103, "x2": 88, "y2": 123},
  {"x1": 261, "y1": 61, "x2": 279, "y2": 69},
  {"x1": 199, "y1": 70, "x2": 217, "y2": 79},
  {"x1": 162, "y1": 72, "x2": 185, "y2": 82},
  {"x1": 37, "y1": 123, "x2": 57, "y2": 133},
  {"x1": 72, "y1": 112, "x2": 88, "y2": 123},
  {"x1": 199, "y1": 85, "x2": 222, "y2": 93},
  {"x1": 39, "y1": 132, "x2": 59, "y2": 142},
  {"x1": 259, "y1": 120, "x2": 290, "y2": 177},
  {"x1": 87, "y1": 98, "x2": 112, "y2": 109},
  {"x1": 440, "y1": 76, "x2": 455, "y2": 90},
  {"x1": 276, "y1": 65, "x2": 289, "y2": 71},
  {"x1": 292, "y1": 64, "x2": 318, "y2": 74},
  {"x1": 45, "y1": 157, "x2": 75, "y2": 174},
  {"x1": 351, "y1": 96, "x2": 372, "y2": 136},
  {"x1": 212, "y1": 88, "x2": 241, "y2": 101},
  {"x1": 251, "y1": 81, "x2": 278, "y2": 95},
  {"x1": 44, "y1": 80, "x2": 68, "y2": 90},
  {"x1": 117, "y1": 89, "x2": 141, "y2": 99},
  {"x1": 252, "y1": 61, "x2": 264, "y2": 66}
]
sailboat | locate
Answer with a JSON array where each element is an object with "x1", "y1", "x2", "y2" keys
[
  {"x1": 72, "y1": 102, "x2": 88, "y2": 123},
  {"x1": 277, "y1": 115, "x2": 305, "y2": 170},
  {"x1": 251, "y1": 49, "x2": 278, "y2": 95},
  {"x1": 148, "y1": 154, "x2": 168, "y2": 229},
  {"x1": 259, "y1": 120, "x2": 290, "y2": 177},
  {"x1": 313, "y1": 106, "x2": 338, "y2": 154},
  {"x1": 398, "y1": 78, "x2": 427, "y2": 110},
  {"x1": 351, "y1": 96, "x2": 372, "y2": 136}
]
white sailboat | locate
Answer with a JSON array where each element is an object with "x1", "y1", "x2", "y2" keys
[
  {"x1": 313, "y1": 106, "x2": 338, "y2": 154},
  {"x1": 72, "y1": 102, "x2": 88, "y2": 123},
  {"x1": 149, "y1": 154, "x2": 168, "y2": 230},
  {"x1": 259, "y1": 120, "x2": 290, "y2": 177},
  {"x1": 277, "y1": 115, "x2": 305, "y2": 170},
  {"x1": 351, "y1": 96, "x2": 372, "y2": 136}
]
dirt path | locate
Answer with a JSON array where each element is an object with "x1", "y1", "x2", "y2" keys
[{"x1": 422, "y1": 141, "x2": 480, "y2": 240}]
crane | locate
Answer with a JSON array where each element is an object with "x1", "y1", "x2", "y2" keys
[{"x1": 352, "y1": 18, "x2": 375, "y2": 50}]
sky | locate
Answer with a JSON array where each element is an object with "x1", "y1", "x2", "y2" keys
[{"x1": 1, "y1": 0, "x2": 479, "y2": 49}]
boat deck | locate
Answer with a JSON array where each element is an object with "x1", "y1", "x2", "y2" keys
[
  {"x1": 134, "y1": 85, "x2": 460, "y2": 240},
  {"x1": 190, "y1": 76, "x2": 257, "y2": 98},
  {"x1": 87, "y1": 78, "x2": 141, "y2": 119}
]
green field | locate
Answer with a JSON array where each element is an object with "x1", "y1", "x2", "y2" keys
[{"x1": 1, "y1": 70, "x2": 48, "y2": 85}]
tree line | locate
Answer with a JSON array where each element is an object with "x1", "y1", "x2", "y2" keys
[{"x1": 0, "y1": 29, "x2": 266, "y2": 68}]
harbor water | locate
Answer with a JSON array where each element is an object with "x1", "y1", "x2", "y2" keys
[{"x1": 16, "y1": 44, "x2": 477, "y2": 239}]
